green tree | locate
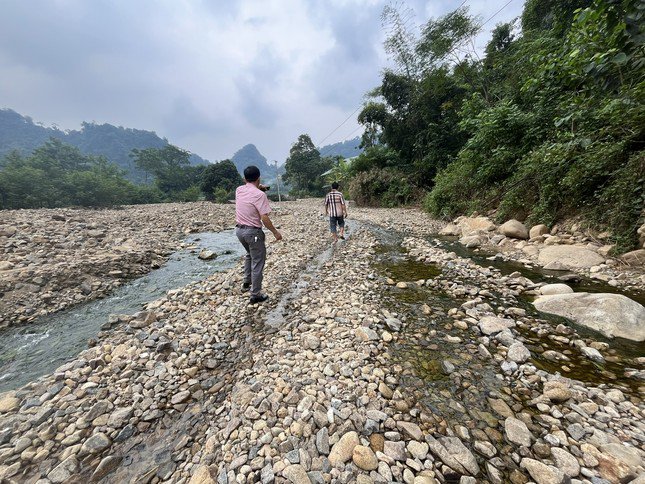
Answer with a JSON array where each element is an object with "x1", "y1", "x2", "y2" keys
[
  {"x1": 283, "y1": 134, "x2": 332, "y2": 196},
  {"x1": 200, "y1": 159, "x2": 243, "y2": 201}
]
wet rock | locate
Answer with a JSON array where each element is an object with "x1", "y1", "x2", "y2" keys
[
  {"x1": 397, "y1": 421, "x2": 423, "y2": 441},
  {"x1": 198, "y1": 249, "x2": 217, "y2": 260}
]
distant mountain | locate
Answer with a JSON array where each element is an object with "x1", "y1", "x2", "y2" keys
[
  {"x1": 0, "y1": 108, "x2": 210, "y2": 183},
  {"x1": 231, "y1": 144, "x2": 271, "y2": 174},
  {"x1": 318, "y1": 137, "x2": 363, "y2": 159}
]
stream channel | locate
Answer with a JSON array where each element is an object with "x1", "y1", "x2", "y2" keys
[{"x1": 0, "y1": 231, "x2": 245, "y2": 393}]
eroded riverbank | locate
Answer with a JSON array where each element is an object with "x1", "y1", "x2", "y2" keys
[{"x1": 0, "y1": 201, "x2": 643, "y2": 484}]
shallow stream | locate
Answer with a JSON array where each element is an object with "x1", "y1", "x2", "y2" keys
[{"x1": 0, "y1": 231, "x2": 245, "y2": 393}]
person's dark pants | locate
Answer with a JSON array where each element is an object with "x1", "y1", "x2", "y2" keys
[
  {"x1": 329, "y1": 216, "x2": 345, "y2": 234},
  {"x1": 236, "y1": 227, "x2": 266, "y2": 297}
]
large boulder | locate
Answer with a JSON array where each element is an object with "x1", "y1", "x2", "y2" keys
[
  {"x1": 538, "y1": 246, "x2": 605, "y2": 269},
  {"x1": 621, "y1": 249, "x2": 645, "y2": 266},
  {"x1": 499, "y1": 219, "x2": 529, "y2": 239},
  {"x1": 539, "y1": 284, "x2": 574, "y2": 295},
  {"x1": 533, "y1": 293, "x2": 645, "y2": 341},
  {"x1": 530, "y1": 224, "x2": 549, "y2": 239},
  {"x1": 439, "y1": 223, "x2": 461, "y2": 236},
  {"x1": 455, "y1": 216, "x2": 496, "y2": 236},
  {"x1": 638, "y1": 222, "x2": 645, "y2": 248}
]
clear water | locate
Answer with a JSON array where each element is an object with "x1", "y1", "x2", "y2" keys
[{"x1": 0, "y1": 231, "x2": 246, "y2": 393}]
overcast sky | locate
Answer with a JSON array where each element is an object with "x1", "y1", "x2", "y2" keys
[{"x1": 0, "y1": 0, "x2": 524, "y2": 163}]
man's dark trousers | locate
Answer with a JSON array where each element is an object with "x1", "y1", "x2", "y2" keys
[{"x1": 236, "y1": 226, "x2": 266, "y2": 297}]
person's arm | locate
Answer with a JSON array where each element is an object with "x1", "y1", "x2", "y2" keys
[
  {"x1": 261, "y1": 214, "x2": 282, "y2": 240},
  {"x1": 324, "y1": 195, "x2": 329, "y2": 216},
  {"x1": 341, "y1": 194, "x2": 348, "y2": 217}
]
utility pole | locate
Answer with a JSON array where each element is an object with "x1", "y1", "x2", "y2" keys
[{"x1": 274, "y1": 160, "x2": 282, "y2": 202}]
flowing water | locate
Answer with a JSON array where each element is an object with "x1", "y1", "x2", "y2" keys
[{"x1": 0, "y1": 231, "x2": 246, "y2": 393}]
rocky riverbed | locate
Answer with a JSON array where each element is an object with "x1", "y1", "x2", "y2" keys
[
  {"x1": 0, "y1": 203, "x2": 235, "y2": 329},
  {"x1": 0, "y1": 201, "x2": 644, "y2": 484}
]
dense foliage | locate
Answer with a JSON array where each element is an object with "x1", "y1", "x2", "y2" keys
[
  {"x1": 0, "y1": 139, "x2": 160, "y2": 209},
  {"x1": 0, "y1": 110, "x2": 209, "y2": 183},
  {"x1": 0, "y1": 139, "x2": 247, "y2": 209},
  {"x1": 354, "y1": 0, "x2": 644, "y2": 250},
  {"x1": 200, "y1": 160, "x2": 243, "y2": 202}
]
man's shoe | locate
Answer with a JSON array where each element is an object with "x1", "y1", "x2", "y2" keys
[
  {"x1": 249, "y1": 294, "x2": 269, "y2": 304},
  {"x1": 242, "y1": 283, "x2": 251, "y2": 292}
]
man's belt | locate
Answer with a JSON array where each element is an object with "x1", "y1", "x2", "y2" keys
[{"x1": 236, "y1": 224, "x2": 262, "y2": 229}]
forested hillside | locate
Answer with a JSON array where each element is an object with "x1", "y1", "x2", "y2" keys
[
  {"x1": 0, "y1": 109, "x2": 210, "y2": 183},
  {"x1": 318, "y1": 137, "x2": 363, "y2": 159},
  {"x1": 349, "y1": 0, "x2": 644, "y2": 251}
]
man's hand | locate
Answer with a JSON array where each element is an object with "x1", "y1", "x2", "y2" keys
[{"x1": 273, "y1": 230, "x2": 282, "y2": 241}]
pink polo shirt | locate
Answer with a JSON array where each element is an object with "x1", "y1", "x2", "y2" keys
[{"x1": 235, "y1": 183, "x2": 271, "y2": 228}]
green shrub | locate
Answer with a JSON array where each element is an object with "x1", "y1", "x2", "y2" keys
[{"x1": 349, "y1": 168, "x2": 418, "y2": 207}]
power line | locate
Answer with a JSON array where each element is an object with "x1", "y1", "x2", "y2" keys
[
  {"x1": 481, "y1": 0, "x2": 514, "y2": 28},
  {"x1": 319, "y1": 125, "x2": 364, "y2": 158},
  {"x1": 316, "y1": 106, "x2": 362, "y2": 147}
]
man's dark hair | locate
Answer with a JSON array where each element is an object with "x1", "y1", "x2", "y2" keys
[
  {"x1": 244, "y1": 165, "x2": 261, "y2": 182},
  {"x1": 331, "y1": 182, "x2": 339, "y2": 190}
]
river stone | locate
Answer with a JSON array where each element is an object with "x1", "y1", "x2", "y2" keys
[
  {"x1": 328, "y1": 431, "x2": 359, "y2": 467},
  {"x1": 499, "y1": 219, "x2": 529, "y2": 239},
  {"x1": 356, "y1": 327, "x2": 379, "y2": 341},
  {"x1": 459, "y1": 235, "x2": 484, "y2": 248},
  {"x1": 407, "y1": 441, "x2": 429, "y2": 460},
  {"x1": 48, "y1": 456, "x2": 80, "y2": 483},
  {"x1": 283, "y1": 464, "x2": 311, "y2": 483},
  {"x1": 107, "y1": 406, "x2": 134, "y2": 428},
  {"x1": 397, "y1": 421, "x2": 423, "y2": 441},
  {"x1": 542, "y1": 381, "x2": 572, "y2": 402},
  {"x1": 440, "y1": 224, "x2": 461, "y2": 236},
  {"x1": 580, "y1": 346, "x2": 604, "y2": 362},
  {"x1": 520, "y1": 458, "x2": 565, "y2": 484},
  {"x1": 478, "y1": 316, "x2": 515, "y2": 335},
  {"x1": 438, "y1": 436, "x2": 480, "y2": 476},
  {"x1": 530, "y1": 224, "x2": 549, "y2": 238},
  {"x1": 551, "y1": 447, "x2": 580, "y2": 477},
  {"x1": 507, "y1": 342, "x2": 531, "y2": 363},
  {"x1": 188, "y1": 465, "x2": 216, "y2": 484},
  {"x1": 90, "y1": 455, "x2": 122, "y2": 482},
  {"x1": 533, "y1": 293, "x2": 645, "y2": 341},
  {"x1": 539, "y1": 284, "x2": 574, "y2": 295},
  {"x1": 352, "y1": 445, "x2": 378, "y2": 470},
  {"x1": 383, "y1": 440, "x2": 407, "y2": 461},
  {"x1": 81, "y1": 432, "x2": 111, "y2": 455},
  {"x1": 538, "y1": 246, "x2": 604, "y2": 269},
  {"x1": 0, "y1": 226, "x2": 17, "y2": 237},
  {"x1": 505, "y1": 417, "x2": 533, "y2": 447},
  {"x1": 0, "y1": 395, "x2": 20, "y2": 413},
  {"x1": 456, "y1": 216, "x2": 496, "y2": 236},
  {"x1": 622, "y1": 249, "x2": 645, "y2": 266},
  {"x1": 0, "y1": 261, "x2": 14, "y2": 271},
  {"x1": 86, "y1": 400, "x2": 111, "y2": 421},
  {"x1": 198, "y1": 249, "x2": 217, "y2": 260}
]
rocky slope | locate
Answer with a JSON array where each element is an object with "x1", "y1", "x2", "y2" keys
[{"x1": 0, "y1": 201, "x2": 643, "y2": 484}]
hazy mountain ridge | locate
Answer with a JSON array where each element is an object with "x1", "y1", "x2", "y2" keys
[
  {"x1": 318, "y1": 137, "x2": 362, "y2": 159},
  {"x1": 0, "y1": 109, "x2": 210, "y2": 183}
]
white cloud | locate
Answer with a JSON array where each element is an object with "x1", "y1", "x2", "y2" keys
[{"x1": 0, "y1": 0, "x2": 525, "y2": 163}]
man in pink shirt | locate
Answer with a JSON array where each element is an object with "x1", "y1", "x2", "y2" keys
[{"x1": 235, "y1": 165, "x2": 282, "y2": 304}]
